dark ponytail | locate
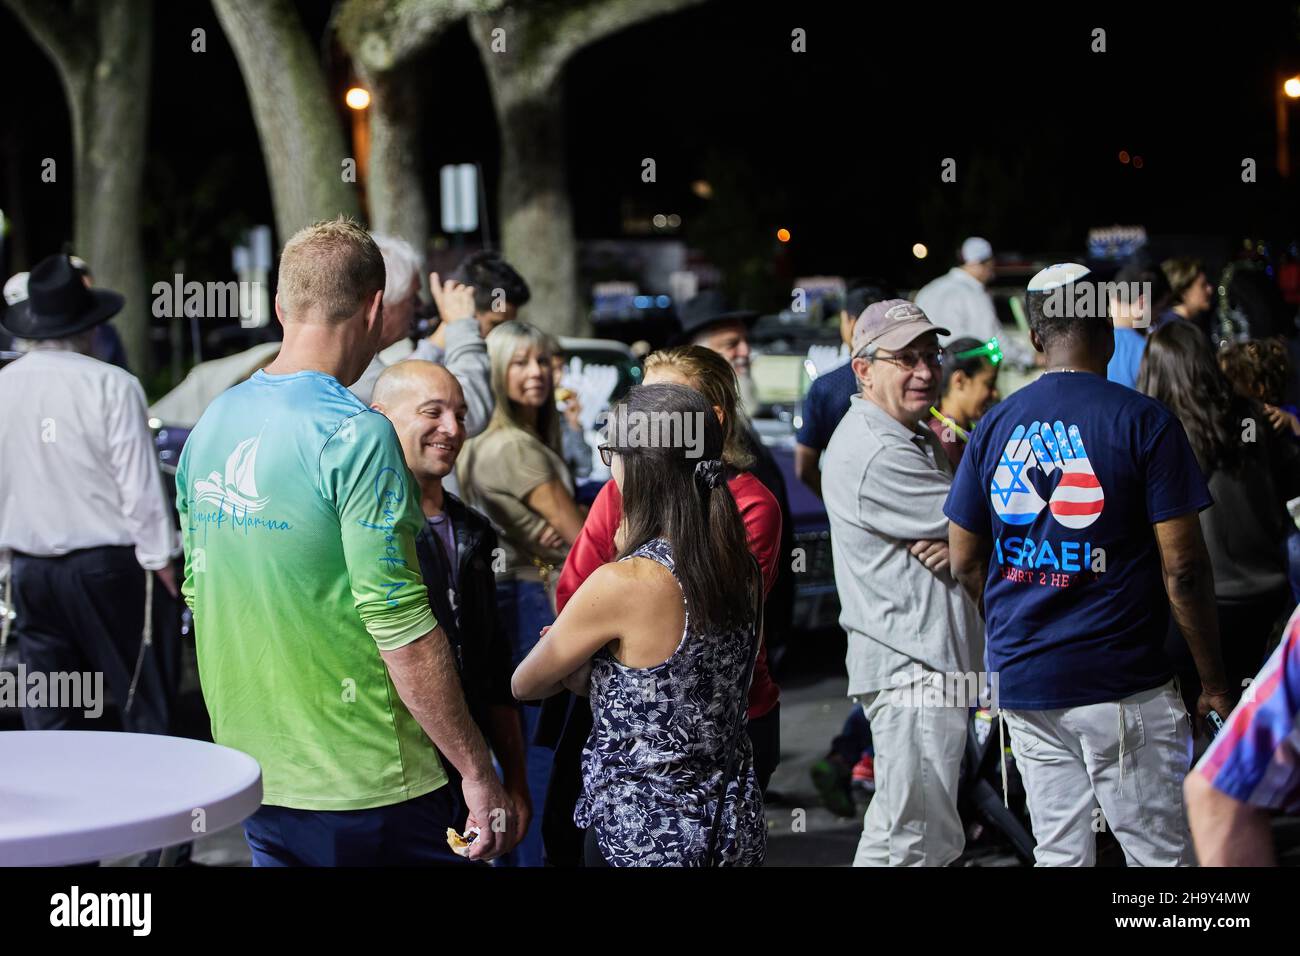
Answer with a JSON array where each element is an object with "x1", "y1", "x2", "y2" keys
[
  {"x1": 941, "y1": 337, "x2": 991, "y2": 397},
  {"x1": 609, "y1": 384, "x2": 756, "y2": 633}
]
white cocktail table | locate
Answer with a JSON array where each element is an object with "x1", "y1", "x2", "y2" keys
[{"x1": 0, "y1": 731, "x2": 262, "y2": 866}]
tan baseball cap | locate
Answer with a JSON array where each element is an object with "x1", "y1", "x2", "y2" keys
[{"x1": 851, "y1": 298, "x2": 949, "y2": 355}]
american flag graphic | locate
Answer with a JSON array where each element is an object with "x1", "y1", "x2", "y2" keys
[{"x1": 1049, "y1": 464, "x2": 1105, "y2": 529}]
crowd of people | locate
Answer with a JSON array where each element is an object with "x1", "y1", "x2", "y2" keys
[{"x1": 1, "y1": 222, "x2": 1298, "y2": 867}]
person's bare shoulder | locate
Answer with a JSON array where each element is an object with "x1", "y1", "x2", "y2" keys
[{"x1": 584, "y1": 556, "x2": 679, "y2": 608}]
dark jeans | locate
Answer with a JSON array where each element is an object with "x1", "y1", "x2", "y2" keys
[
  {"x1": 496, "y1": 577, "x2": 556, "y2": 867},
  {"x1": 748, "y1": 703, "x2": 781, "y2": 793},
  {"x1": 11, "y1": 546, "x2": 172, "y2": 734},
  {"x1": 831, "y1": 705, "x2": 873, "y2": 764},
  {"x1": 242, "y1": 786, "x2": 467, "y2": 867}
]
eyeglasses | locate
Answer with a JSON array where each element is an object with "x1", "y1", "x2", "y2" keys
[
  {"x1": 598, "y1": 444, "x2": 617, "y2": 467},
  {"x1": 870, "y1": 348, "x2": 944, "y2": 370}
]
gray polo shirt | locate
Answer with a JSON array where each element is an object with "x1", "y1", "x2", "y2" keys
[{"x1": 823, "y1": 394, "x2": 983, "y2": 695}]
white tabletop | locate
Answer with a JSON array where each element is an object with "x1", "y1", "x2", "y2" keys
[{"x1": 0, "y1": 731, "x2": 262, "y2": 866}]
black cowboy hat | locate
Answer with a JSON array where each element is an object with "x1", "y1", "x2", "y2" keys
[
  {"x1": 1, "y1": 253, "x2": 123, "y2": 340},
  {"x1": 672, "y1": 288, "x2": 759, "y2": 343}
]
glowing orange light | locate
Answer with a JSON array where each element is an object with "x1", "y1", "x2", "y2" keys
[
  {"x1": 345, "y1": 87, "x2": 371, "y2": 110},
  {"x1": 776, "y1": 228, "x2": 791, "y2": 243},
  {"x1": 1285, "y1": 77, "x2": 1300, "y2": 99},
  {"x1": 1118, "y1": 150, "x2": 1130, "y2": 164}
]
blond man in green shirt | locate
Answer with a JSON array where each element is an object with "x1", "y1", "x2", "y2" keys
[{"x1": 178, "y1": 218, "x2": 509, "y2": 865}]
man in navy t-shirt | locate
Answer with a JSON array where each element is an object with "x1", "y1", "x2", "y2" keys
[
  {"x1": 945, "y1": 262, "x2": 1234, "y2": 867},
  {"x1": 795, "y1": 284, "x2": 891, "y2": 498}
]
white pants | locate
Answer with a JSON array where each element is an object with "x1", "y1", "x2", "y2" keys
[
  {"x1": 1002, "y1": 680, "x2": 1195, "y2": 867},
  {"x1": 853, "y1": 671, "x2": 968, "y2": 866}
]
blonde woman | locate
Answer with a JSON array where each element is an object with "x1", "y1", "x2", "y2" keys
[{"x1": 456, "y1": 319, "x2": 584, "y2": 866}]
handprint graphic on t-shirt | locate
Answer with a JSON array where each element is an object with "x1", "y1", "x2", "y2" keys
[
  {"x1": 1029, "y1": 420, "x2": 1105, "y2": 529},
  {"x1": 990, "y1": 422, "x2": 1049, "y2": 525},
  {"x1": 989, "y1": 420, "x2": 1105, "y2": 529}
]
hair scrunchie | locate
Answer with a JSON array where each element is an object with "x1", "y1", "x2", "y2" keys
[{"x1": 694, "y1": 458, "x2": 724, "y2": 491}]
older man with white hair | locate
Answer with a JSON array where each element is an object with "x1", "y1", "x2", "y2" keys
[
  {"x1": 0, "y1": 254, "x2": 176, "y2": 733},
  {"x1": 348, "y1": 236, "x2": 494, "y2": 439}
]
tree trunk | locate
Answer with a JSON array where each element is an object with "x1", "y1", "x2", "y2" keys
[
  {"x1": 73, "y1": 0, "x2": 153, "y2": 374},
  {"x1": 490, "y1": 71, "x2": 579, "y2": 337},
  {"x1": 358, "y1": 60, "x2": 428, "y2": 255},
  {"x1": 335, "y1": 0, "x2": 509, "y2": 263},
  {"x1": 335, "y1": 0, "x2": 707, "y2": 336},
  {"x1": 470, "y1": 19, "x2": 579, "y2": 337},
  {"x1": 4, "y1": 0, "x2": 154, "y2": 374},
  {"x1": 212, "y1": 0, "x2": 360, "y2": 243},
  {"x1": 467, "y1": 0, "x2": 707, "y2": 338}
]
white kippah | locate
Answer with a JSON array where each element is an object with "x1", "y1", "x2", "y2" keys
[
  {"x1": 1027, "y1": 262, "x2": 1091, "y2": 293},
  {"x1": 960, "y1": 237, "x2": 993, "y2": 264},
  {"x1": 3, "y1": 272, "x2": 29, "y2": 306}
]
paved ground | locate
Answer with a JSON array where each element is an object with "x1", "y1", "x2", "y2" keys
[
  {"x1": 8, "y1": 631, "x2": 1297, "y2": 867},
  {"x1": 107, "y1": 669, "x2": 1005, "y2": 868}
]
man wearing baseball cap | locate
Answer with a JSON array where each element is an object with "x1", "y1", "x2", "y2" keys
[
  {"x1": 822, "y1": 298, "x2": 984, "y2": 866},
  {"x1": 915, "y1": 236, "x2": 1001, "y2": 346},
  {"x1": 944, "y1": 263, "x2": 1231, "y2": 865}
]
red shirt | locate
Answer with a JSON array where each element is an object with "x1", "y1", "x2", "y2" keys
[
  {"x1": 926, "y1": 415, "x2": 965, "y2": 469},
  {"x1": 556, "y1": 473, "x2": 782, "y2": 718}
]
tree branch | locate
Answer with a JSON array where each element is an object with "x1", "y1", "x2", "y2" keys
[
  {"x1": 544, "y1": 0, "x2": 707, "y2": 66},
  {"x1": 335, "y1": 0, "x2": 505, "y2": 74},
  {"x1": 2, "y1": 0, "x2": 94, "y2": 81},
  {"x1": 470, "y1": 0, "x2": 707, "y2": 93}
]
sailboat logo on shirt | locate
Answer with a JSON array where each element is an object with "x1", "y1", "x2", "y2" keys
[
  {"x1": 195, "y1": 434, "x2": 270, "y2": 515},
  {"x1": 990, "y1": 420, "x2": 1105, "y2": 529}
]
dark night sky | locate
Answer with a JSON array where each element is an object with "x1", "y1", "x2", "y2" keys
[{"x1": 3, "y1": 0, "x2": 1300, "y2": 303}]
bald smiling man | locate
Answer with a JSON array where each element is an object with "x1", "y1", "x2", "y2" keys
[{"x1": 371, "y1": 361, "x2": 532, "y2": 853}]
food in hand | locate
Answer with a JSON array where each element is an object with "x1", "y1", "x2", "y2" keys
[{"x1": 446, "y1": 826, "x2": 480, "y2": 857}]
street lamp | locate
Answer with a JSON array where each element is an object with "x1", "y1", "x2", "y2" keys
[{"x1": 345, "y1": 87, "x2": 370, "y2": 110}]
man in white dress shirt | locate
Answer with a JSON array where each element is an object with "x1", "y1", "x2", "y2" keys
[
  {"x1": 914, "y1": 237, "x2": 1001, "y2": 346},
  {"x1": 0, "y1": 254, "x2": 176, "y2": 733}
]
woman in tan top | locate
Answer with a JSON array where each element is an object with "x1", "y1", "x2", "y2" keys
[{"x1": 456, "y1": 319, "x2": 584, "y2": 866}]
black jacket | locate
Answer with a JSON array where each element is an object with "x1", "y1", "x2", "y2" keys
[{"x1": 414, "y1": 493, "x2": 516, "y2": 728}]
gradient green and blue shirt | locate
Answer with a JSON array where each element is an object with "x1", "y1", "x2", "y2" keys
[{"x1": 177, "y1": 369, "x2": 444, "y2": 810}]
